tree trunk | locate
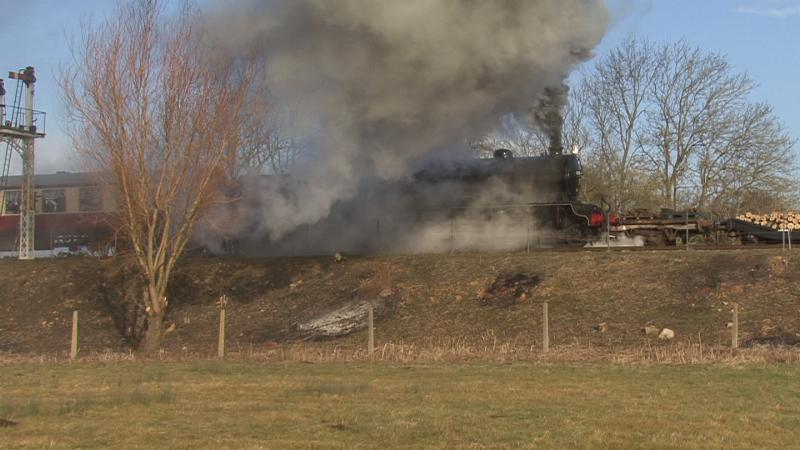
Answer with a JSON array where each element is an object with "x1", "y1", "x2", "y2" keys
[{"x1": 139, "y1": 310, "x2": 166, "y2": 356}]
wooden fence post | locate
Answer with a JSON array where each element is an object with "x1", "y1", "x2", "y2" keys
[
  {"x1": 449, "y1": 219, "x2": 455, "y2": 254},
  {"x1": 526, "y1": 217, "x2": 531, "y2": 253},
  {"x1": 732, "y1": 303, "x2": 739, "y2": 349},
  {"x1": 218, "y1": 308, "x2": 226, "y2": 359},
  {"x1": 542, "y1": 301, "x2": 549, "y2": 353},
  {"x1": 368, "y1": 304, "x2": 375, "y2": 362},
  {"x1": 217, "y1": 295, "x2": 229, "y2": 359},
  {"x1": 70, "y1": 310, "x2": 79, "y2": 360}
]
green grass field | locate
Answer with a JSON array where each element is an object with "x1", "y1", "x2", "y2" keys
[{"x1": 1, "y1": 362, "x2": 799, "y2": 449}]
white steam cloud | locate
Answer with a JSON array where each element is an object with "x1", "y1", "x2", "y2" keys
[{"x1": 210, "y1": 0, "x2": 608, "y2": 245}]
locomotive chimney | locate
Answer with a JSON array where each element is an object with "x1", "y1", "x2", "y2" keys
[{"x1": 548, "y1": 134, "x2": 563, "y2": 156}]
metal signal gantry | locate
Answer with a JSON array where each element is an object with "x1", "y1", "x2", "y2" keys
[{"x1": 0, "y1": 66, "x2": 46, "y2": 260}]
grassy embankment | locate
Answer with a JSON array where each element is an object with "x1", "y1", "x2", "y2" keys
[
  {"x1": 2, "y1": 249, "x2": 800, "y2": 357},
  {"x1": 1, "y1": 362, "x2": 799, "y2": 449}
]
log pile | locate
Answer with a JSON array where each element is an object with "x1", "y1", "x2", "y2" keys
[{"x1": 736, "y1": 212, "x2": 800, "y2": 230}]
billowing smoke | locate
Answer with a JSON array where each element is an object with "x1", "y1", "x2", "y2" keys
[
  {"x1": 208, "y1": 0, "x2": 608, "y2": 251},
  {"x1": 531, "y1": 84, "x2": 569, "y2": 154}
]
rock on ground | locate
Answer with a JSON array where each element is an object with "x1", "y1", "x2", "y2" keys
[
  {"x1": 643, "y1": 325, "x2": 660, "y2": 336},
  {"x1": 289, "y1": 298, "x2": 394, "y2": 340},
  {"x1": 659, "y1": 328, "x2": 675, "y2": 340}
]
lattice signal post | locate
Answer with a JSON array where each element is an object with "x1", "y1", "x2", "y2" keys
[{"x1": 0, "y1": 67, "x2": 46, "y2": 260}]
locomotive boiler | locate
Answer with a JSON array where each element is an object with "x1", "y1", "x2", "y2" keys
[{"x1": 409, "y1": 146, "x2": 609, "y2": 243}]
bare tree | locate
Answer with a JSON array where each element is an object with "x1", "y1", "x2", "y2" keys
[
  {"x1": 583, "y1": 37, "x2": 656, "y2": 212},
  {"x1": 644, "y1": 42, "x2": 754, "y2": 209},
  {"x1": 236, "y1": 83, "x2": 303, "y2": 175},
  {"x1": 61, "y1": 0, "x2": 255, "y2": 354},
  {"x1": 577, "y1": 37, "x2": 797, "y2": 215},
  {"x1": 698, "y1": 102, "x2": 796, "y2": 215},
  {"x1": 239, "y1": 114, "x2": 303, "y2": 174}
]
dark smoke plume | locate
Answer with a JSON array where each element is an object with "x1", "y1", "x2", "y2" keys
[
  {"x1": 209, "y1": 0, "x2": 608, "y2": 241},
  {"x1": 530, "y1": 84, "x2": 570, "y2": 154}
]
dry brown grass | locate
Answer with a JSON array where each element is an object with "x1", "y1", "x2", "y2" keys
[
  {"x1": 241, "y1": 341, "x2": 800, "y2": 364},
  {"x1": 4, "y1": 250, "x2": 800, "y2": 360},
  {"x1": 4, "y1": 338, "x2": 799, "y2": 366}
]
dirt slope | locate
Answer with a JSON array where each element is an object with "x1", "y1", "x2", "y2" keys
[{"x1": 1, "y1": 250, "x2": 799, "y2": 356}]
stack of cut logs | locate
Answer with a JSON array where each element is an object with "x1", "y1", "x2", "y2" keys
[{"x1": 736, "y1": 212, "x2": 800, "y2": 230}]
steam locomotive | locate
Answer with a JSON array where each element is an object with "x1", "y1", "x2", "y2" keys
[
  {"x1": 410, "y1": 146, "x2": 611, "y2": 244},
  {"x1": 412, "y1": 146, "x2": 800, "y2": 247}
]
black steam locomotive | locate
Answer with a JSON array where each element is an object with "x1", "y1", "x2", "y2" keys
[{"x1": 410, "y1": 147, "x2": 609, "y2": 243}]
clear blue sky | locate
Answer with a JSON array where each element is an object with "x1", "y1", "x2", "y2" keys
[{"x1": 1, "y1": 0, "x2": 798, "y2": 174}]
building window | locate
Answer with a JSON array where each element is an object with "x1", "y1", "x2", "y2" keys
[
  {"x1": 3, "y1": 190, "x2": 20, "y2": 214},
  {"x1": 79, "y1": 187, "x2": 103, "y2": 211},
  {"x1": 42, "y1": 189, "x2": 66, "y2": 213}
]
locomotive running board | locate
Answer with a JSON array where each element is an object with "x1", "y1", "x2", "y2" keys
[{"x1": 423, "y1": 202, "x2": 593, "y2": 227}]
